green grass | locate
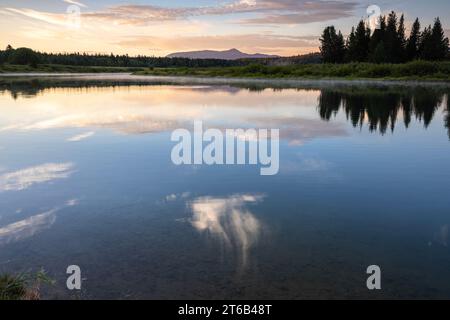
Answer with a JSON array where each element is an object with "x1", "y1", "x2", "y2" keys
[
  {"x1": 1, "y1": 61, "x2": 449, "y2": 81},
  {"x1": 135, "y1": 61, "x2": 450, "y2": 81},
  {"x1": 0, "y1": 274, "x2": 27, "y2": 300},
  {"x1": 0, "y1": 63, "x2": 145, "y2": 73},
  {"x1": 0, "y1": 270, "x2": 54, "y2": 300}
]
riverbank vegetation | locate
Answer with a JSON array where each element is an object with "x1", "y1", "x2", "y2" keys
[
  {"x1": 135, "y1": 61, "x2": 450, "y2": 80},
  {"x1": 0, "y1": 270, "x2": 54, "y2": 300}
]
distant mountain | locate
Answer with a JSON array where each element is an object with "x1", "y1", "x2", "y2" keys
[{"x1": 167, "y1": 48, "x2": 279, "y2": 60}]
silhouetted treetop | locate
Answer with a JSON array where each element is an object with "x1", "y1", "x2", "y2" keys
[{"x1": 320, "y1": 12, "x2": 449, "y2": 63}]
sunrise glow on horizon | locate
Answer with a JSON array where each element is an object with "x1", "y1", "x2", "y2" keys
[{"x1": 1, "y1": 0, "x2": 449, "y2": 57}]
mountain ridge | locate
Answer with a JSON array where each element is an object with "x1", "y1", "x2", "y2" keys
[{"x1": 166, "y1": 48, "x2": 280, "y2": 60}]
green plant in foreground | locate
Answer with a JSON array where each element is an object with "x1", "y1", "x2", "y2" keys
[{"x1": 0, "y1": 269, "x2": 55, "y2": 300}]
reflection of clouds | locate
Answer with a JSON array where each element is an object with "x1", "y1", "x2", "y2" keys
[
  {"x1": 0, "y1": 86, "x2": 346, "y2": 145},
  {"x1": 3, "y1": 113, "x2": 347, "y2": 145},
  {"x1": 166, "y1": 192, "x2": 191, "y2": 202},
  {"x1": 67, "y1": 131, "x2": 95, "y2": 142},
  {"x1": 4, "y1": 116, "x2": 181, "y2": 135},
  {"x1": 0, "y1": 199, "x2": 78, "y2": 246},
  {"x1": 104, "y1": 119, "x2": 180, "y2": 135},
  {"x1": 0, "y1": 209, "x2": 57, "y2": 246},
  {"x1": 0, "y1": 163, "x2": 74, "y2": 192},
  {"x1": 249, "y1": 117, "x2": 348, "y2": 145},
  {"x1": 189, "y1": 194, "x2": 263, "y2": 269},
  {"x1": 65, "y1": 199, "x2": 79, "y2": 206}
]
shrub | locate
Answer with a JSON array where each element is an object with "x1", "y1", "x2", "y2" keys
[
  {"x1": 358, "y1": 64, "x2": 393, "y2": 77},
  {"x1": 397, "y1": 60, "x2": 438, "y2": 76}
]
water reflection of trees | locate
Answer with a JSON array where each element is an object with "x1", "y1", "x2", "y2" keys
[
  {"x1": 0, "y1": 79, "x2": 175, "y2": 99},
  {"x1": 318, "y1": 87, "x2": 450, "y2": 137},
  {"x1": 2, "y1": 78, "x2": 450, "y2": 138}
]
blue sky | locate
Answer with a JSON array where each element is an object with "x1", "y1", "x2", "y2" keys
[{"x1": 0, "y1": 0, "x2": 449, "y2": 56}]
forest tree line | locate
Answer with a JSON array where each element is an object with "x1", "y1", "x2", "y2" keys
[
  {"x1": 0, "y1": 45, "x2": 248, "y2": 68},
  {"x1": 320, "y1": 12, "x2": 449, "y2": 63}
]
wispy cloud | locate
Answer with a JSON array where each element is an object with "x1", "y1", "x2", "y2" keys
[
  {"x1": 0, "y1": 163, "x2": 75, "y2": 192},
  {"x1": 9, "y1": 0, "x2": 355, "y2": 26},
  {"x1": 82, "y1": 0, "x2": 262, "y2": 24},
  {"x1": 240, "y1": 0, "x2": 357, "y2": 24},
  {"x1": 115, "y1": 1, "x2": 354, "y2": 25},
  {"x1": 2, "y1": 7, "x2": 69, "y2": 26}
]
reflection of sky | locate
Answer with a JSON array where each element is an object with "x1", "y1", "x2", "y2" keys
[
  {"x1": 189, "y1": 194, "x2": 263, "y2": 269},
  {"x1": 67, "y1": 131, "x2": 95, "y2": 142},
  {"x1": 0, "y1": 85, "x2": 346, "y2": 145},
  {"x1": 0, "y1": 162, "x2": 75, "y2": 192},
  {"x1": 0, "y1": 208, "x2": 58, "y2": 245},
  {"x1": 0, "y1": 199, "x2": 78, "y2": 246},
  {"x1": 0, "y1": 83, "x2": 450, "y2": 298}
]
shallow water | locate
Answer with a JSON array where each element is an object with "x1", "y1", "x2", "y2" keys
[{"x1": 0, "y1": 76, "x2": 450, "y2": 299}]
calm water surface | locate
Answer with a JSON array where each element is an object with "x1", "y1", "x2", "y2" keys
[{"x1": 0, "y1": 75, "x2": 450, "y2": 299}]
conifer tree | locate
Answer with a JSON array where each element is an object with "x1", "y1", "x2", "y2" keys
[
  {"x1": 397, "y1": 14, "x2": 407, "y2": 62},
  {"x1": 406, "y1": 18, "x2": 421, "y2": 60},
  {"x1": 419, "y1": 25, "x2": 434, "y2": 59},
  {"x1": 346, "y1": 21, "x2": 370, "y2": 62},
  {"x1": 430, "y1": 17, "x2": 449, "y2": 60},
  {"x1": 345, "y1": 27, "x2": 357, "y2": 62},
  {"x1": 369, "y1": 15, "x2": 387, "y2": 63},
  {"x1": 385, "y1": 11, "x2": 400, "y2": 62},
  {"x1": 320, "y1": 26, "x2": 346, "y2": 63}
]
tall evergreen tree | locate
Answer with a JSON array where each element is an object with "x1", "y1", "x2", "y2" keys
[
  {"x1": 369, "y1": 15, "x2": 387, "y2": 63},
  {"x1": 335, "y1": 31, "x2": 346, "y2": 63},
  {"x1": 385, "y1": 11, "x2": 401, "y2": 62},
  {"x1": 345, "y1": 27, "x2": 357, "y2": 62},
  {"x1": 346, "y1": 20, "x2": 370, "y2": 62},
  {"x1": 431, "y1": 17, "x2": 449, "y2": 60},
  {"x1": 320, "y1": 26, "x2": 346, "y2": 63},
  {"x1": 406, "y1": 18, "x2": 421, "y2": 61},
  {"x1": 397, "y1": 14, "x2": 407, "y2": 62},
  {"x1": 419, "y1": 25, "x2": 434, "y2": 60}
]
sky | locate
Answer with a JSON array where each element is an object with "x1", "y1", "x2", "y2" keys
[{"x1": 0, "y1": 0, "x2": 449, "y2": 57}]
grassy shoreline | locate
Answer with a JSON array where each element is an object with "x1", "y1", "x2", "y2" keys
[
  {"x1": 134, "y1": 61, "x2": 450, "y2": 81},
  {"x1": 1, "y1": 61, "x2": 449, "y2": 81}
]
